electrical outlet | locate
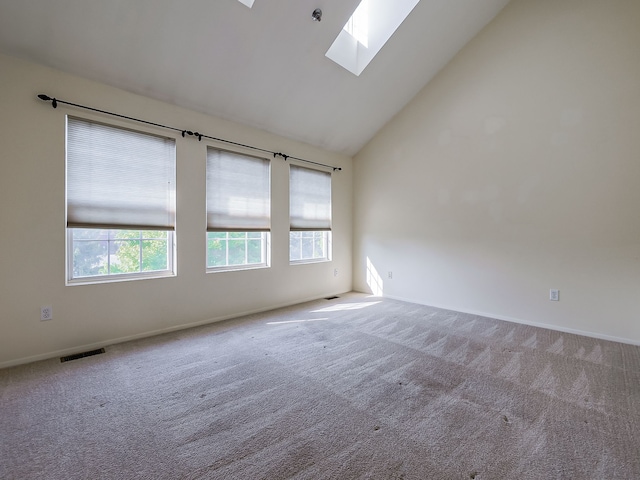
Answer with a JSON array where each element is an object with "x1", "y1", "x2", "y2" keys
[
  {"x1": 40, "y1": 306, "x2": 53, "y2": 321},
  {"x1": 334, "y1": 268, "x2": 338, "y2": 277},
  {"x1": 549, "y1": 289, "x2": 559, "y2": 301},
  {"x1": 388, "y1": 271, "x2": 393, "y2": 279}
]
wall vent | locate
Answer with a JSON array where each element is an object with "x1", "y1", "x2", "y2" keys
[
  {"x1": 60, "y1": 348, "x2": 105, "y2": 363},
  {"x1": 325, "y1": 296, "x2": 339, "y2": 300}
]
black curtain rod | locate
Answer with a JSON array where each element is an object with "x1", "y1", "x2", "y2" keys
[{"x1": 37, "y1": 94, "x2": 342, "y2": 172}]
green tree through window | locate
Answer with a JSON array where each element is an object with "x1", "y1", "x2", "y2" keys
[
  {"x1": 207, "y1": 232, "x2": 266, "y2": 269},
  {"x1": 71, "y1": 229, "x2": 170, "y2": 278}
]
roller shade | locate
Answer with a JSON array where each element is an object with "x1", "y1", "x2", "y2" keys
[
  {"x1": 66, "y1": 117, "x2": 176, "y2": 230},
  {"x1": 289, "y1": 165, "x2": 331, "y2": 231},
  {"x1": 206, "y1": 148, "x2": 271, "y2": 232}
]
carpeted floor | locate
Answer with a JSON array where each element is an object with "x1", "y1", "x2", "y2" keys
[{"x1": 1, "y1": 293, "x2": 639, "y2": 479}]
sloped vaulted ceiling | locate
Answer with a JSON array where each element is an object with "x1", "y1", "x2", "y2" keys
[{"x1": 0, "y1": 0, "x2": 510, "y2": 156}]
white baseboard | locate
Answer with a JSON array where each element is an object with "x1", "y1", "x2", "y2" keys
[
  {"x1": 379, "y1": 292, "x2": 640, "y2": 347},
  {"x1": 0, "y1": 290, "x2": 350, "y2": 369}
]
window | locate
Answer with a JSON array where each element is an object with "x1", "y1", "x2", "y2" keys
[
  {"x1": 66, "y1": 117, "x2": 176, "y2": 283},
  {"x1": 206, "y1": 148, "x2": 270, "y2": 271},
  {"x1": 289, "y1": 231, "x2": 330, "y2": 263},
  {"x1": 207, "y1": 231, "x2": 267, "y2": 269},
  {"x1": 289, "y1": 165, "x2": 332, "y2": 263},
  {"x1": 70, "y1": 229, "x2": 171, "y2": 277}
]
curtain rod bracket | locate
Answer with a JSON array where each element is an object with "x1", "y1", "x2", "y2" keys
[{"x1": 182, "y1": 130, "x2": 202, "y2": 141}]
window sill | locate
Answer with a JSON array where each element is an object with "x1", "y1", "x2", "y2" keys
[
  {"x1": 207, "y1": 264, "x2": 269, "y2": 274},
  {"x1": 66, "y1": 270, "x2": 175, "y2": 286},
  {"x1": 289, "y1": 258, "x2": 331, "y2": 266}
]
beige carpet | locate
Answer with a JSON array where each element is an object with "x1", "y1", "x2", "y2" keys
[{"x1": 1, "y1": 293, "x2": 639, "y2": 479}]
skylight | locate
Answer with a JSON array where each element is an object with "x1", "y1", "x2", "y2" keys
[
  {"x1": 326, "y1": 0, "x2": 421, "y2": 76},
  {"x1": 237, "y1": 0, "x2": 255, "y2": 8}
]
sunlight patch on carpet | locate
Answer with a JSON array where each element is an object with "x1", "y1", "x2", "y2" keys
[
  {"x1": 267, "y1": 317, "x2": 329, "y2": 325},
  {"x1": 312, "y1": 301, "x2": 381, "y2": 313}
]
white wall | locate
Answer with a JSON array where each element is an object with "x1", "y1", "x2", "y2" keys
[
  {"x1": 0, "y1": 54, "x2": 352, "y2": 367},
  {"x1": 353, "y1": 0, "x2": 640, "y2": 343}
]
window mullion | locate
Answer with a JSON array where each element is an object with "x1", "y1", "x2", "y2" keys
[
  {"x1": 225, "y1": 233, "x2": 230, "y2": 265},
  {"x1": 108, "y1": 231, "x2": 113, "y2": 275}
]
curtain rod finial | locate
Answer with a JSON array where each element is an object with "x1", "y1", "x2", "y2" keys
[{"x1": 37, "y1": 93, "x2": 57, "y2": 108}]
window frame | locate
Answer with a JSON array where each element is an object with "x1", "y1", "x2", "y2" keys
[
  {"x1": 206, "y1": 231, "x2": 270, "y2": 273},
  {"x1": 289, "y1": 164, "x2": 333, "y2": 265},
  {"x1": 65, "y1": 116, "x2": 177, "y2": 285},
  {"x1": 289, "y1": 230, "x2": 332, "y2": 264},
  {"x1": 66, "y1": 228, "x2": 176, "y2": 285},
  {"x1": 205, "y1": 147, "x2": 272, "y2": 273}
]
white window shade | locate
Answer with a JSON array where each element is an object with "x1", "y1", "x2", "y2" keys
[
  {"x1": 207, "y1": 148, "x2": 271, "y2": 232},
  {"x1": 66, "y1": 118, "x2": 176, "y2": 230},
  {"x1": 289, "y1": 165, "x2": 331, "y2": 231}
]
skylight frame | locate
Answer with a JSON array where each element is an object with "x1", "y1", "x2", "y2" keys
[
  {"x1": 343, "y1": 0, "x2": 369, "y2": 48},
  {"x1": 326, "y1": 0, "x2": 421, "y2": 76}
]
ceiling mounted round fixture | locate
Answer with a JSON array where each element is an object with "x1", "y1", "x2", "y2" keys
[{"x1": 312, "y1": 8, "x2": 322, "y2": 22}]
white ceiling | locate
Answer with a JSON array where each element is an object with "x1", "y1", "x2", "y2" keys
[{"x1": 0, "y1": 0, "x2": 510, "y2": 156}]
